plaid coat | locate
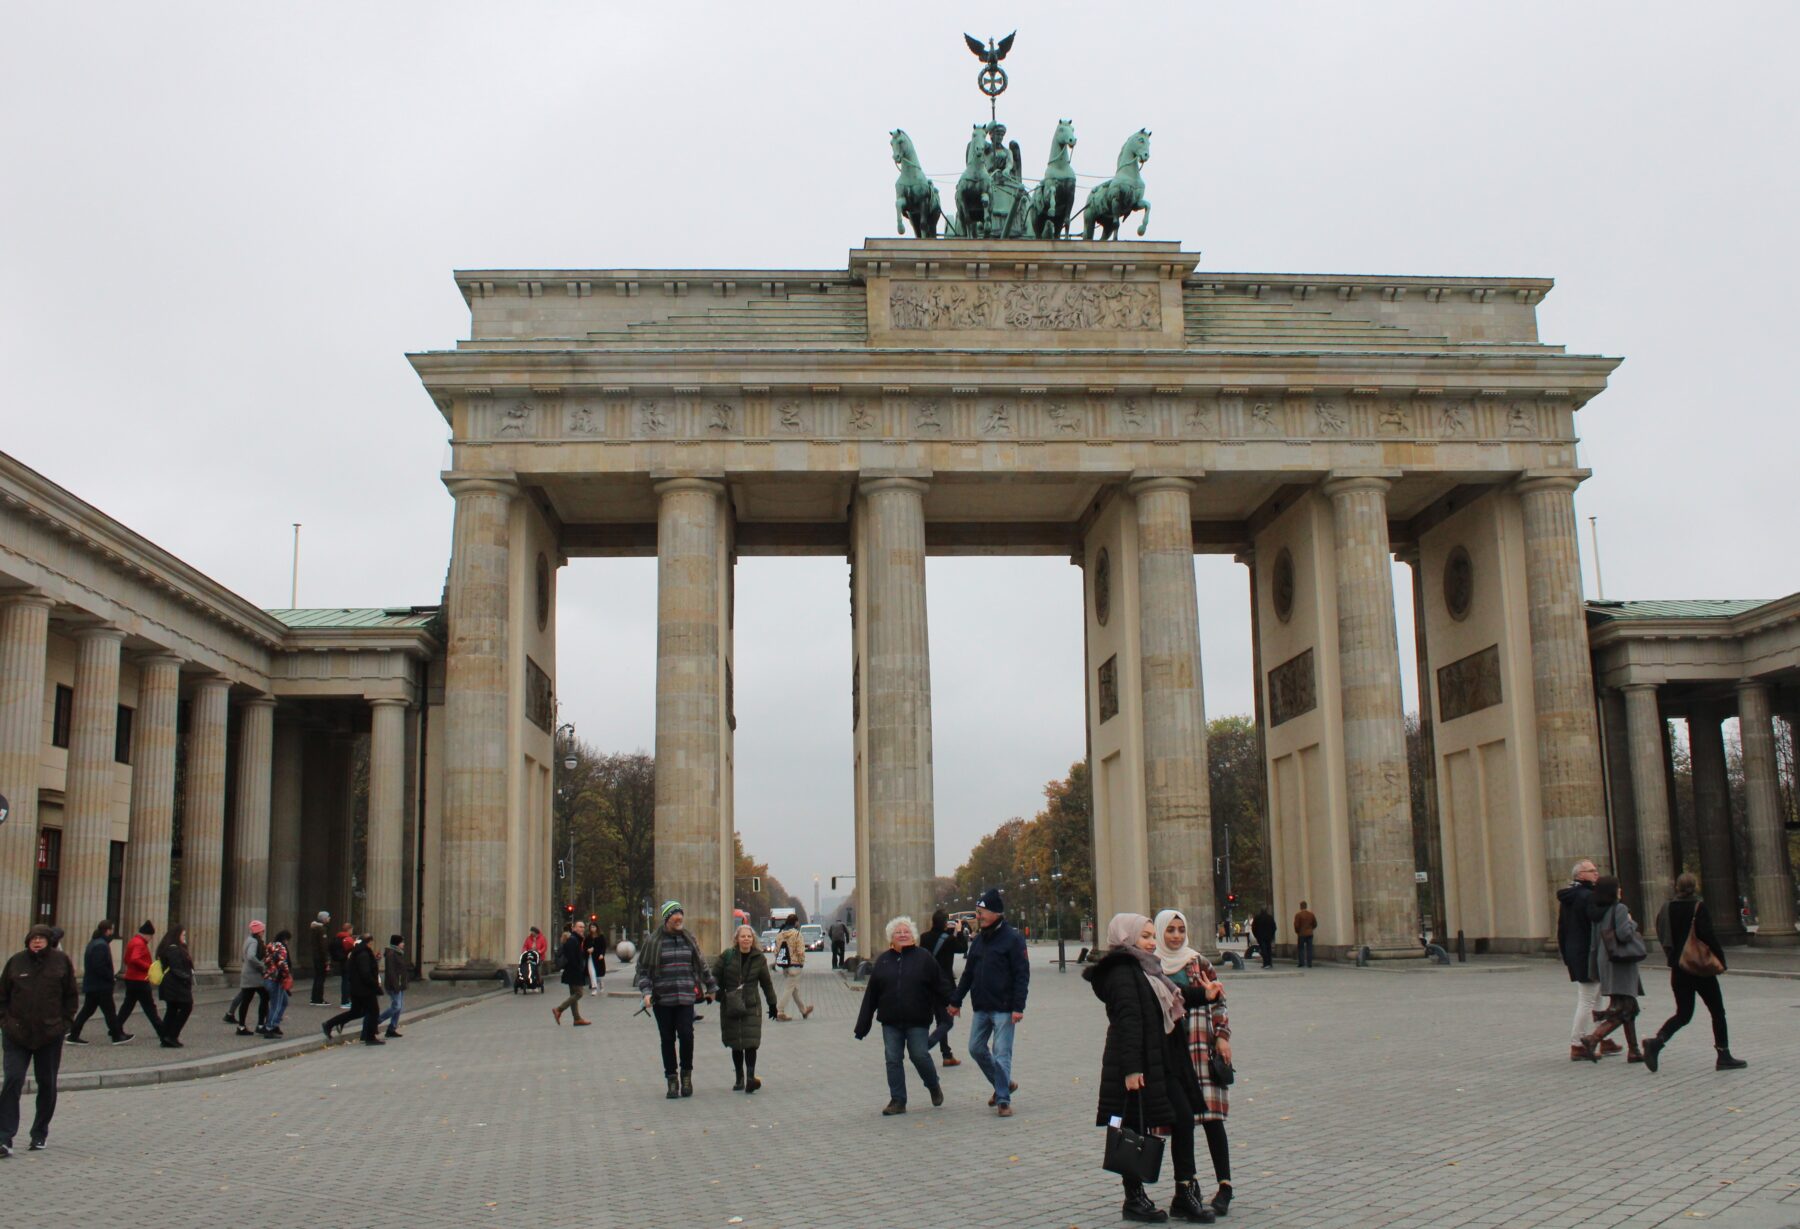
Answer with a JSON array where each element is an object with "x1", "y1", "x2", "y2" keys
[{"x1": 1175, "y1": 958, "x2": 1230, "y2": 1121}]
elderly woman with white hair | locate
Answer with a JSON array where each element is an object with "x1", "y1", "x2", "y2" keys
[{"x1": 853, "y1": 915, "x2": 955, "y2": 1116}]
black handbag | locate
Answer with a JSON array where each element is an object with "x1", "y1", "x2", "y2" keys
[
  {"x1": 1103, "y1": 1094, "x2": 1164, "y2": 1184},
  {"x1": 1208, "y1": 1052, "x2": 1235, "y2": 1087}
]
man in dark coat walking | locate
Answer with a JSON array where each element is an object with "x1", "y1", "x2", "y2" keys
[
  {"x1": 321, "y1": 934, "x2": 384, "y2": 1045},
  {"x1": 949, "y1": 888, "x2": 1029, "y2": 1116},
  {"x1": 917, "y1": 909, "x2": 967, "y2": 1065},
  {"x1": 66, "y1": 921, "x2": 130, "y2": 1044},
  {"x1": 0, "y1": 925, "x2": 79, "y2": 1156},
  {"x1": 552, "y1": 922, "x2": 591, "y2": 1026},
  {"x1": 1556, "y1": 859, "x2": 1617, "y2": 1060},
  {"x1": 1249, "y1": 908, "x2": 1277, "y2": 969}
]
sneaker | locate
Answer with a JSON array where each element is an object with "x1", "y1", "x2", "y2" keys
[
  {"x1": 223, "y1": 1013, "x2": 238, "y2": 1025},
  {"x1": 235, "y1": 1028, "x2": 254, "y2": 1037},
  {"x1": 0, "y1": 1143, "x2": 11, "y2": 1159},
  {"x1": 65, "y1": 1034, "x2": 88, "y2": 1045},
  {"x1": 996, "y1": 1103, "x2": 1014, "y2": 1117},
  {"x1": 942, "y1": 1056, "x2": 961, "y2": 1067},
  {"x1": 111, "y1": 1033, "x2": 135, "y2": 1045},
  {"x1": 384, "y1": 1030, "x2": 403, "y2": 1039},
  {"x1": 27, "y1": 1138, "x2": 45, "y2": 1152},
  {"x1": 572, "y1": 1019, "x2": 591, "y2": 1027}
]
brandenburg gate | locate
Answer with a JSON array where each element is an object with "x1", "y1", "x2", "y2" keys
[{"x1": 412, "y1": 222, "x2": 1619, "y2": 966}]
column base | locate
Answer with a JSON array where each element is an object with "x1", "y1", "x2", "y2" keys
[
  {"x1": 430, "y1": 960, "x2": 505, "y2": 981},
  {"x1": 1748, "y1": 930, "x2": 1800, "y2": 948},
  {"x1": 1361, "y1": 945, "x2": 1426, "y2": 961}
]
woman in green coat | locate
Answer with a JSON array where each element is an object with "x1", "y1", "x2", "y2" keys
[{"x1": 712, "y1": 924, "x2": 779, "y2": 1093}]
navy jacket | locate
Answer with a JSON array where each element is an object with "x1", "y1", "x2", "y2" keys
[
  {"x1": 1556, "y1": 881, "x2": 1600, "y2": 983},
  {"x1": 81, "y1": 935, "x2": 115, "y2": 995},
  {"x1": 953, "y1": 918, "x2": 1030, "y2": 1014}
]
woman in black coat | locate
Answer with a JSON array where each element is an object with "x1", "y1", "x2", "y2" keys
[
  {"x1": 155, "y1": 928, "x2": 194, "y2": 1047},
  {"x1": 1084, "y1": 913, "x2": 1215, "y2": 1224},
  {"x1": 1645, "y1": 872, "x2": 1746, "y2": 1072}
]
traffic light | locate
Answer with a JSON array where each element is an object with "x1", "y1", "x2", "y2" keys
[
  {"x1": 563, "y1": 903, "x2": 575, "y2": 920},
  {"x1": 1226, "y1": 893, "x2": 1239, "y2": 906}
]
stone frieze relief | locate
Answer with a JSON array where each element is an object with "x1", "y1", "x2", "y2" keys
[{"x1": 888, "y1": 280, "x2": 1161, "y2": 331}]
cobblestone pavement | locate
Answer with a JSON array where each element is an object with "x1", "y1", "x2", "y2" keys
[{"x1": 5, "y1": 956, "x2": 1798, "y2": 1227}]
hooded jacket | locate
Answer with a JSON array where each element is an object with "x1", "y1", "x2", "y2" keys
[
  {"x1": 952, "y1": 916, "x2": 1030, "y2": 1014},
  {"x1": 344, "y1": 941, "x2": 383, "y2": 1000},
  {"x1": 1556, "y1": 880, "x2": 1600, "y2": 983},
  {"x1": 81, "y1": 933, "x2": 116, "y2": 995},
  {"x1": 1, "y1": 931, "x2": 80, "y2": 1049},
  {"x1": 122, "y1": 932, "x2": 154, "y2": 982}
]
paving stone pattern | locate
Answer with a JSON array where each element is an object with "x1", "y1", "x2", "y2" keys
[{"x1": 4, "y1": 957, "x2": 1798, "y2": 1227}]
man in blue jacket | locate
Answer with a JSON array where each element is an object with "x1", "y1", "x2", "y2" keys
[{"x1": 948, "y1": 888, "x2": 1029, "y2": 1117}]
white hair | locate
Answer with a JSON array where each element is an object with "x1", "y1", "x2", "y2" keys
[
  {"x1": 1572, "y1": 859, "x2": 1595, "y2": 878},
  {"x1": 884, "y1": 915, "x2": 918, "y2": 946}
]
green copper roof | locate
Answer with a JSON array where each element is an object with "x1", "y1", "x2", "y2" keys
[
  {"x1": 265, "y1": 607, "x2": 438, "y2": 630},
  {"x1": 1586, "y1": 599, "x2": 1773, "y2": 622}
]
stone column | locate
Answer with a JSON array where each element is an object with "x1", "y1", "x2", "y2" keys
[
  {"x1": 183, "y1": 675, "x2": 231, "y2": 976},
  {"x1": 1620, "y1": 684, "x2": 1676, "y2": 931},
  {"x1": 120, "y1": 653, "x2": 182, "y2": 931},
  {"x1": 1738, "y1": 681, "x2": 1798, "y2": 945},
  {"x1": 1401, "y1": 551, "x2": 1448, "y2": 940},
  {"x1": 227, "y1": 695, "x2": 275, "y2": 944},
  {"x1": 1322, "y1": 475, "x2": 1417, "y2": 955},
  {"x1": 860, "y1": 477, "x2": 935, "y2": 933},
  {"x1": 1130, "y1": 477, "x2": 1214, "y2": 928},
  {"x1": 1688, "y1": 703, "x2": 1745, "y2": 943},
  {"x1": 1515, "y1": 476, "x2": 1611, "y2": 908},
  {"x1": 267, "y1": 714, "x2": 304, "y2": 941},
  {"x1": 367, "y1": 698, "x2": 408, "y2": 946},
  {"x1": 439, "y1": 476, "x2": 517, "y2": 970},
  {"x1": 653, "y1": 477, "x2": 732, "y2": 957},
  {"x1": 0, "y1": 593, "x2": 53, "y2": 942},
  {"x1": 60, "y1": 625, "x2": 125, "y2": 931}
]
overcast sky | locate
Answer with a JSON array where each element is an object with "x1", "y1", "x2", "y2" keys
[{"x1": 4, "y1": 4, "x2": 1797, "y2": 897}]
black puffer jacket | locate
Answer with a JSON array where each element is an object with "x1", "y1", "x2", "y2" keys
[
  {"x1": 344, "y1": 942, "x2": 383, "y2": 999},
  {"x1": 854, "y1": 945, "x2": 953, "y2": 1038},
  {"x1": 1084, "y1": 948, "x2": 1203, "y2": 1130}
]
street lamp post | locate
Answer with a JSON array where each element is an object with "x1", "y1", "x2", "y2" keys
[
  {"x1": 555, "y1": 722, "x2": 577, "y2": 919},
  {"x1": 1051, "y1": 849, "x2": 1066, "y2": 971}
]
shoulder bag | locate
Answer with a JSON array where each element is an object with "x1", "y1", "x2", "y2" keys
[
  {"x1": 1103, "y1": 1093, "x2": 1165, "y2": 1185},
  {"x1": 1677, "y1": 904, "x2": 1726, "y2": 977},
  {"x1": 1202, "y1": 1001, "x2": 1235, "y2": 1086},
  {"x1": 1602, "y1": 904, "x2": 1647, "y2": 963}
]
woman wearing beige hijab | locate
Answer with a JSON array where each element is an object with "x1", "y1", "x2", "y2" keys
[
  {"x1": 1154, "y1": 909, "x2": 1234, "y2": 1218},
  {"x1": 1084, "y1": 913, "x2": 1216, "y2": 1223}
]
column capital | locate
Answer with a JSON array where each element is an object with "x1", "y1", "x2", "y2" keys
[
  {"x1": 191, "y1": 673, "x2": 233, "y2": 695},
  {"x1": 1126, "y1": 475, "x2": 1199, "y2": 498},
  {"x1": 0, "y1": 590, "x2": 55, "y2": 613},
  {"x1": 135, "y1": 651, "x2": 185, "y2": 671},
  {"x1": 444, "y1": 474, "x2": 521, "y2": 501},
  {"x1": 1619, "y1": 681, "x2": 1660, "y2": 695},
  {"x1": 1392, "y1": 544, "x2": 1421, "y2": 567},
  {"x1": 859, "y1": 475, "x2": 930, "y2": 498},
  {"x1": 368, "y1": 696, "x2": 410, "y2": 711},
  {"x1": 652, "y1": 475, "x2": 727, "y2": 499},
  {"x1": 1513, "y1": 468, "x2": 1592, "y2": 497},
  {"x1": 1735, "y1": 677, "x2": 1773, "y2": 700},
  {"x1": 239, "y1": 694, "x2": 278, "y2": 711},
  {"x1": 1321, "y1": 470, "x2": 1400, "y2": 499},
  {"x1": 70, "y1": 622, "x2": 126, "y2": 645}
]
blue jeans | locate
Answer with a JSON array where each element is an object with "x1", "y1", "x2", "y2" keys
[
  {"x1": 264, "y1": 981, "x2": 290, "y2": 1029},
  {"x1": 1296, "y1": 935, "x2": 1314, "y2": 968},
  {"x1": 881, "y1": 1024, "x2": 938, "y2": 1104},
  {"x1": 379, "y1": 989, "x2": 404, "y2": 1032},
  {"x1": 967, "y1": 1010, "x2": 1016, "y2": 1104}
]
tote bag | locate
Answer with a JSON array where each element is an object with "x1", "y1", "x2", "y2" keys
[{"x1": 1102, "y1": 1094, "x2": 1164, "y2": 1185}]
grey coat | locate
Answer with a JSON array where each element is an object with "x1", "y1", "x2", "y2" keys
[
  {"x1": 1587, "y1": 902, "x2": 1644, "y2": 997},
  {"x1": 239, "y1": 935, "x2": 265, "y2": 990}
]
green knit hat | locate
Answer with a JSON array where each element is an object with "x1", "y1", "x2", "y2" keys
[{"x1": 659, "y1": 900, "x2": 684, "y2": 923}]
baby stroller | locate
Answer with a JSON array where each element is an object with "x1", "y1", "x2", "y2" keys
[{"x1": 514, "y1": 948, "x2": 544, "y2": 994}]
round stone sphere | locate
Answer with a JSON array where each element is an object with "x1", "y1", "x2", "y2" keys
[{"x1": 614, "y1": 940, "x2": 636, "y2": 963}]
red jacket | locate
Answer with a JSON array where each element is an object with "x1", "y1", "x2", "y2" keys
[
  {"x1": 523, "y1": 932, "x2": 548, "y2": 958},
  {"x1": 122, "y1": 934, "x2": 153, "y2": 982}
]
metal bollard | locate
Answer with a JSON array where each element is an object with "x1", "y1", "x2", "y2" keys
[{"x1": 1456, "y1": 930, "x2": 1466, "y2": 963}]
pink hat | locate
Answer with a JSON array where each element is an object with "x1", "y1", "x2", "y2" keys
[{"x1": 249, "y1": 920, "x2": 265, "y2": 934}]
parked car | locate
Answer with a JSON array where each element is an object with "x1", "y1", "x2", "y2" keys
[
  {"x1": 759, "y1": 928, "x2": 778, "y2": 953},
  {"x1": 801, "y1": 924, "x2": 825, "y2": 952}
]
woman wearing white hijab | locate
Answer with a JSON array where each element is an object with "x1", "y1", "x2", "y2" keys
[
  {"x1": 1154, "y1": 909, "x2": 1234, "y2": 1218},
  {"x1": 1084, "y1": 913, "x2": 1217, "y2": 1224}
]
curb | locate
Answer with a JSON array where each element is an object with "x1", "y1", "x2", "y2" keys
[{"x1": 34, "y1": 987, "x2": 505, "y2": 1094}]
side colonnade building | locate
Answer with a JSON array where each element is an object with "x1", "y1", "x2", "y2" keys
[{"x1": 0, "y1": 451, "x2": 439, "y2": 975}]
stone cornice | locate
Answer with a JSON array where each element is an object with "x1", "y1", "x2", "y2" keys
[{"x1": 0, "y1": 449, "x2": 289, "y2": 649}]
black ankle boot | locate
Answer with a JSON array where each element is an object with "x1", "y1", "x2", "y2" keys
[
  {"x1": 665, "y1": 1075, "x2": 680, "y2": 1100},
  {"x1": 1170, "y1": 1181, "x2": 1216, "y2": 1223},
  {"x1": 1716, "y1": 1047, "x2": 1747, "y2": 1070},
  {"x1": 680, "y1": 1070, "x2": 694, "y2": 1097},
  {"x1": 1641, "y1": 1037, "x2": 1663, "y2": 1073},
  {"x1": 1122, "y1": 1181, "x2": 1168, "y2": 1223},
  {"x1": 732, "y1": 1071, "x2": 745, "y2": 1091},
  {"x1": 1210, "y1": 1184, "x2": 1233, "y2": 1217}
]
